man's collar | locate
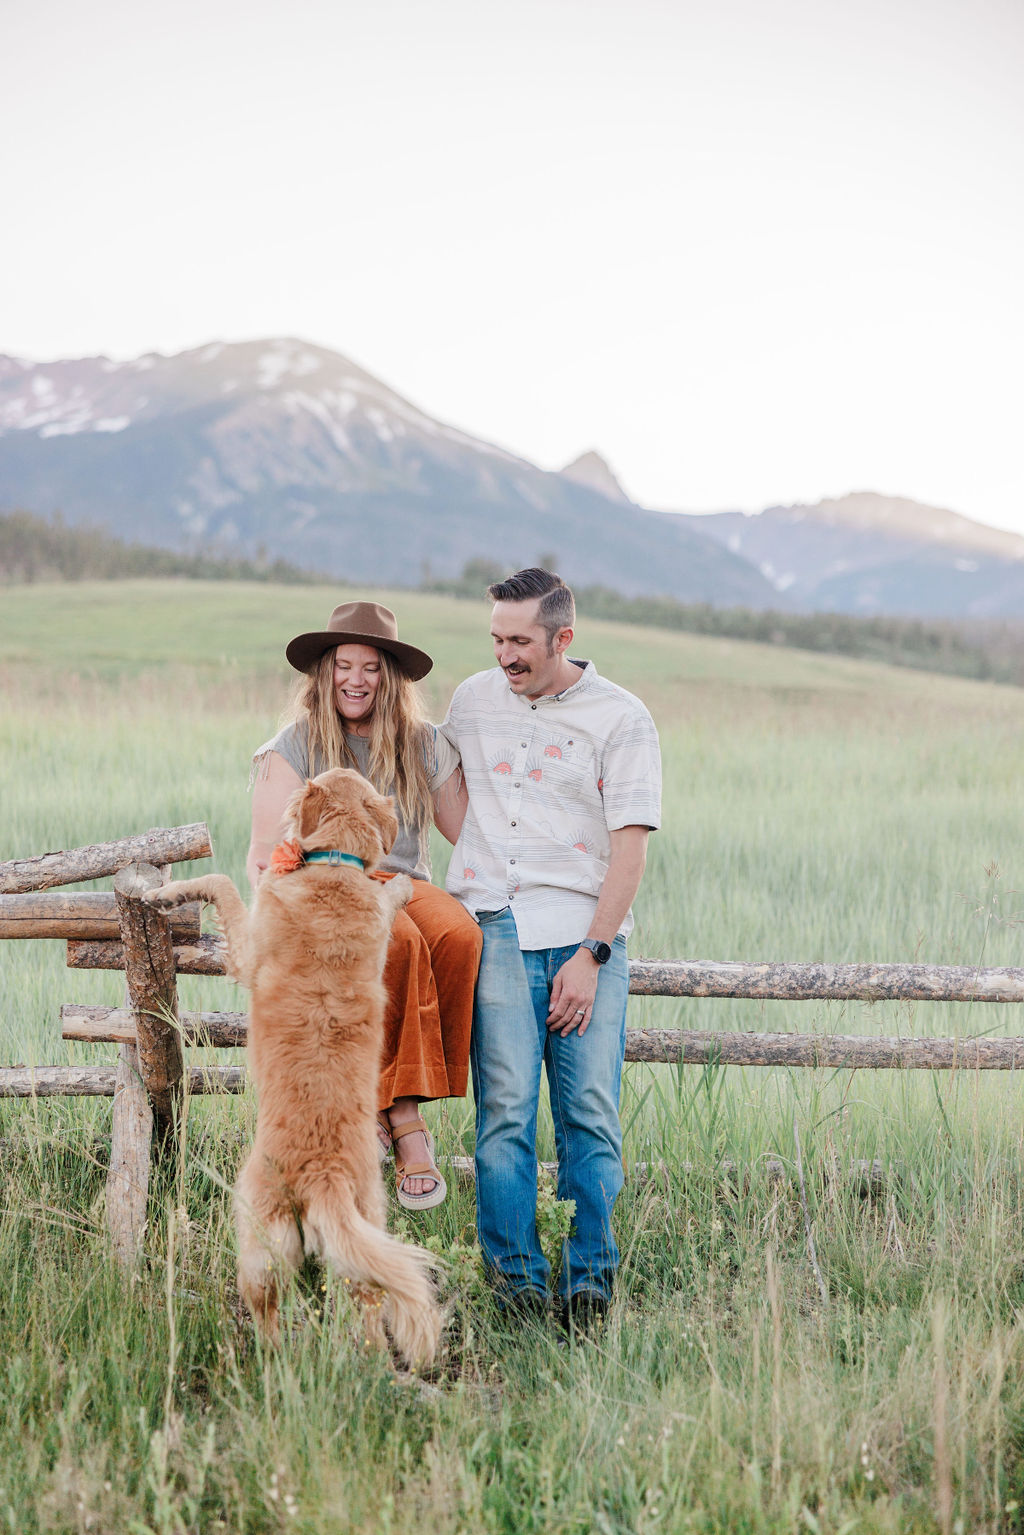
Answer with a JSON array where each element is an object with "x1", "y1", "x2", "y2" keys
[{"x1": 520, "y1": 658, "x2": 592, "y2": 704}]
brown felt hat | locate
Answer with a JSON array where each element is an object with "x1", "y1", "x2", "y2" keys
[{"x1": 285, "y1": 601, "x2": 433, "y2": 680}]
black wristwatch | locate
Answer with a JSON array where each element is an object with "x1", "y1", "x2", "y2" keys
[{"x1": 579, "y1": 938, "x2": 612, "y2": 965}]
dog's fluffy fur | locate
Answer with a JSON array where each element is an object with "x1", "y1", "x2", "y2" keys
[{"x1": 145, "y1": 767, "x2": 442, "y2": 1366}]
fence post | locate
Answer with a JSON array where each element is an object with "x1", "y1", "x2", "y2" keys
[
  {"x1": 106, "y1": 862, "x2": 184, "y2": 1264},
  {"x1": 113, "y1": 861, "x2": 184, "y2": 1138},
  {"x1": 106, "y1": 1033, "x2": 155, "y2": 1266}
]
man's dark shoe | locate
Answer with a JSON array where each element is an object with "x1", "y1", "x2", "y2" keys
[
  {"x1": 558, "y1": 1290, "x2": 609, "y2": 1337},
  {"x1": 497, "y1": 1289, "x2": 549, "y2": 1324}
]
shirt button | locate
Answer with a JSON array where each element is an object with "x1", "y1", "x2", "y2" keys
[
  {"x1": 521, "y1": 742, "x2": 527, "y2": 747},
  {"x1": 531, "y1": 704, "x2": 537, "y2": 710},
  {"x1": 514, "y1": 782, "x2": 520, "y2": 788},
  {"x1": 510, "y1": 858, "x2": 516, "y2": 864},
  {"x1": 511, "y1": 820, "x2": 517, "y2": 827}
]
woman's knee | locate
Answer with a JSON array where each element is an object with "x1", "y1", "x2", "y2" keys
[
  {"x1": 461, "y1": 915, "x2": 483, "y2": 963},
  {"x1": 385, "y1": 910, "x2": 431, "y2": 980},
  {"x1": 391, "y1": 908, "x2": 425, "y2": 945},
  {"x1": 426, "y1": 902, "x2": 483, "y2": 964}
]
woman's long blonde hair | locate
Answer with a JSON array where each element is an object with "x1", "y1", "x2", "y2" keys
[{"x1": 289, "y1": 647, "x2": 433, "y2": 830}]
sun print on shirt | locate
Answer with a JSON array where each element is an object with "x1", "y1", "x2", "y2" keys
[
  {"x1": 567, "y1": 828, "x2": 594, "y2": 854},
  {"x1": 539, "y1": 733, "x2": 578, "y2": 762},
  {"x1": 488, "y1": 749, "x2": 517, "y2": 777}
]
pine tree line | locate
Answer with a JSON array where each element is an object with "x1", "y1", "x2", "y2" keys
[{"x1": 0, "y1": 509, "x2": 314, "y2": 585}]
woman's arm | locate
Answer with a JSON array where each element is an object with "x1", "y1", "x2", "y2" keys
[
  {"x1": 247, "y1": 752, "x2": 305, "y2": 889},
  {"x1": 431, "y1": 767, "x2": 468, "y2": 845}
]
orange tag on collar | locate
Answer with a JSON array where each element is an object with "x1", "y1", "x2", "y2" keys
[{"x1": 270, "y1": 839, "x2": 305, "y2": 875}]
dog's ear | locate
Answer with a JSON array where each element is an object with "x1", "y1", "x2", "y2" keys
[
  {"x1": 366, "y1": 793, "x2": 399, "y2": 855},
  {"x1": 296, "y1": 780, "x2": 330, "y2": 841}
]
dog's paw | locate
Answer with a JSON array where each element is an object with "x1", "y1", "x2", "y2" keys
[
  {"x1": 142, "y1": 884, "x2": 190, "y2": 910},
  {"x1": 388, "y1": 874, "x2": 414, "y2": 908}
]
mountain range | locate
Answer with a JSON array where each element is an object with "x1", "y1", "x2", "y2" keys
[
  {"x1": 689, "y1": 494, "x2": 1024, "y2": 618},
  {"x1": 1, "y1": 337, "x2": 1021, "y2": 618}
]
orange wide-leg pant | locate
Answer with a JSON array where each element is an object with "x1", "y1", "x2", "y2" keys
[{"x1": 370, "y1": 873, "x2": 481, "y2": 1111}]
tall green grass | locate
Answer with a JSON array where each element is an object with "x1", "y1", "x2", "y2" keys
[{"x1": 3, "y1": 581, "x2": 1024, "y2": 1532}]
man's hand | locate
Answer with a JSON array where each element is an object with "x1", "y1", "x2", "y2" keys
[{"x1": 547, "y1": 948, "x2": 600, "y2": 1036}]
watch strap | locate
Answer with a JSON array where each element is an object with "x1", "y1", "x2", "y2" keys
[{"x1": 580, "y1": 938, "x2": 612, "y2": 965}]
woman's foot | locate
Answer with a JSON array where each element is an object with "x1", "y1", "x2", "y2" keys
[{"x1": 387, "y1": 1104, "x2": 446, "y2": 1209}]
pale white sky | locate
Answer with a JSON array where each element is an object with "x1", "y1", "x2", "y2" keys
[{"x1": 2, "y1": 0, "x2": 1022, "y2": 530}]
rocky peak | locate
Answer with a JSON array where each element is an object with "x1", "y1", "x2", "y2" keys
[{"x1": 560, "y1": 449, "x2": 632, "y2": 505}]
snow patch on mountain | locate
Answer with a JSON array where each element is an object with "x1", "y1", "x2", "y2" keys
[
  {"x1": 257, "y1": 344, "x2": 324, "y2": 390},
  {"x1": 283, "y1": 391, "x2": 353, "y2": 454},
  {"x1": 39, "y1": 417, "x2": 91, "y2": 438},
  {"x1": 759, "y1": 561, "x2": 796, "y2": 592}
]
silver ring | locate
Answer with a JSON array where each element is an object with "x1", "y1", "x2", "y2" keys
[{"x1": 575, "y1": 1008, "x2": 586, "y2": 1015}]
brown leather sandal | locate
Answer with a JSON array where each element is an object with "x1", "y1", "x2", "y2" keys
[
  {"x1": 376, "y1": 1111, "x2": 393, "y2": 1163},
  {"x1": 390, "y1": 1116, "x2": 447, "y2": 1211}
]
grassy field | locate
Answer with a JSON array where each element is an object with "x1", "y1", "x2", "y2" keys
[{"x1": 3, "y1": 580, "x2": 1024, "y2": 1533}]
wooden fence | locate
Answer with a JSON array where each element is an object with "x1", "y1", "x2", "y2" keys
[{"x1": 3, "y1": 824, "x2": 1024, "y2": 1266}]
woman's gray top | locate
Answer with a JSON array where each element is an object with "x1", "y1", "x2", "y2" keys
[{"x1": 252, "y1": 718, "x2": 458, "y2": 881}]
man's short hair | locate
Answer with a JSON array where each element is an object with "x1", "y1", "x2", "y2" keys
[{"x1": 486, "y1": 568, "x2": 576, "y2": 642}]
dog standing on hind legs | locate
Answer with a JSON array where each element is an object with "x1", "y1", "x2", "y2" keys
[{"x1": 144, "y1": 767, "x2": 443, "y2": 1367}]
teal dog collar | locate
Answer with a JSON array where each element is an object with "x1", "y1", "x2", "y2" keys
[{"x1": 303, "y1": 850, "x2": 366, "y2": 870}]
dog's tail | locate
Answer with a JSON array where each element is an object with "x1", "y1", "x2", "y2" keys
[{"x1": 306, "y1": 1195, "x2": 442, "y2": 1367}]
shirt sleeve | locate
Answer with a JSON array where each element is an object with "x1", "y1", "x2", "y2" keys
[
  {"x1": 424, "y1": 724, "x2": 460, "y2": 792},
  {"x1": 248, "y1": 721, "x2": 311, "y2": 787},
  {"x1": 598, "y1": 703, "x2": 662, "y2": 832},
  {"x1": 438, "y1": 683, "x2": 464, "y2": 752}
]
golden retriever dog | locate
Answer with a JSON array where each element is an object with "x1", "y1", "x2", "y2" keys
[{"x1": 144, "y1": 767, "x2": 442, "y2": 1367}]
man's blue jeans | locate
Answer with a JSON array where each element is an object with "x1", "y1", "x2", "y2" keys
[{"x1": 470, "y1": 907, "x2": 630, "y2": 1303}]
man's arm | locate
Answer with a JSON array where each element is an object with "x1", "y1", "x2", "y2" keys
[{"x1": 547, "y1": 825, "x2": 650, "y2": 1036}]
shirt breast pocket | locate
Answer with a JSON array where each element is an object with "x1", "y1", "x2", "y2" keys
[{"x1": 530, "y1": 738, "x2": 600, "y2": 806}]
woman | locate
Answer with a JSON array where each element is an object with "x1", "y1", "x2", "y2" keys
[{"x1": 248, "y1": 600, "x2": 481, "y2": 1211}]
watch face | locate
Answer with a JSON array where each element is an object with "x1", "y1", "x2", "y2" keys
[{"x1": 585, "y1": 939, "x2": 612, "y2": 964}]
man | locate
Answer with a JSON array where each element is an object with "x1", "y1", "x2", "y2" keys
[{"x1": 442, "y1": 568, "x2": 661, "y2": 1328}]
